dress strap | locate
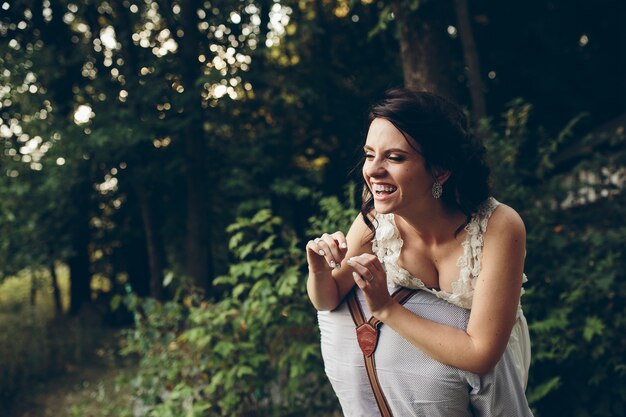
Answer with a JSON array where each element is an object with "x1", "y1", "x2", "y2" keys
[
  {"x1": 476, "y1": 197, "x2": 501, "y2": 235},
  {"x1": 464, "y1": 197, "x2": 501, "y2": 279}
]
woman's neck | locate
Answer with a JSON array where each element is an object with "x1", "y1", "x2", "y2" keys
[{"x1": 394, "y1": 201, "x2": 466, "y2": 246}]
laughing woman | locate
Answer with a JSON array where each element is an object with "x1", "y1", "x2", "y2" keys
[{"x1": 306, "y1": 89, "x2": 533, "y2": 417}]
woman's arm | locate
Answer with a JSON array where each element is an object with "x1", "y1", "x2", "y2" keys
[
  {"x1": 306, "y1": 212, "x2": 375, "y2": 311},
  {"x1": 349, "y1": 205, "x2": 526, "y2": 375}
]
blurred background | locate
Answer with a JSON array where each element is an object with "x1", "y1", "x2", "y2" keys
[{"x1": 0, "y1": 1, "x2": 624, "y2": 416}]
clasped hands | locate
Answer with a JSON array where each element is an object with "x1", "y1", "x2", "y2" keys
[{"x1": 306, "y1": 232, "x2": 396, "y2": 317}]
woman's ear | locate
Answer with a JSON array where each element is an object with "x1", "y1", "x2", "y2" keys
[{"x1": 432, "y1": 168, "x2": 451, "y2": 185}]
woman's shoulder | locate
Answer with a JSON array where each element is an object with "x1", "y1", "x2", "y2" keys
[
  {"x1": 349, "y1": 210, "x2": 400, "y2": 258},
  {"x1": 346, "y1": 211, "x2": 376, "y2": 251},
  {"x1": 484, "y1": 200, "x2": 526, "y2": 240}
]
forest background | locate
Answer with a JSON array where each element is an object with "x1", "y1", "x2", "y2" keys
[{"x1": 1, "y1": 0, "x2": 625, "y2": 416}]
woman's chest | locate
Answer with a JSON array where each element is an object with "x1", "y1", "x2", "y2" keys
[{"x1": 396, "y1": 239, "x2": 465, "y2": 292}]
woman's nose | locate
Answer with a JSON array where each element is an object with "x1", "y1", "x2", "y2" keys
[{"x1": 364, "y1": 158, "x2": 385, "y2": 177}]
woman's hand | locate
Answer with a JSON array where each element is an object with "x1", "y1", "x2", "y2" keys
[
  {"x1": 306, "y1": 232, "x2": 348, "y2": 276},
  {"x1": 306, "y1": 214, "x2": 375, "y2": 311},
  {"x1": 347, "y1": 253, "x2": 396, "y2": 318}
]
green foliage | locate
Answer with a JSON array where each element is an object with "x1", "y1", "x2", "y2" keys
[
  {"x1": 482, "y1": 103, "x2": 626, "y2": 416},
  {"x1": 308, "y1": 182, "x2": 359, "y2": 235},
  {"x1": 118, "y1": 191, "x2": 359, "y2": 416}
]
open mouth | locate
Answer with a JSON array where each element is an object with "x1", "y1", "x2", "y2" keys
[{"x1": 373, "y1": 184, "x2": 398, "y2": 196}]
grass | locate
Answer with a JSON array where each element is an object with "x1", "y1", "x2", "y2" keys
[
  {"x1": 0, "y1": 265, "x2": 133, "y2": 416},
  {"x1": 1, "y1": 267, "x2": 67, "y2": 399},
  {"x1": 0, "y1": 263, "x2": 70, "y2": 315}
]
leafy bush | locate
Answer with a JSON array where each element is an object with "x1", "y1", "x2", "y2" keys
[{"x1": 119, "y1": 192, "x2": 357, "y2": 416}]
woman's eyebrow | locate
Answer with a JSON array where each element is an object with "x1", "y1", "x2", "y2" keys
[{"x1": 363, "y1": 146, "x2": 411, "y2": 154}]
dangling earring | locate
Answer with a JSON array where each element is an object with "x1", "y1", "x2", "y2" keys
[{"x1": 431, "y1": 181, "x2": 443, "y2": 199}]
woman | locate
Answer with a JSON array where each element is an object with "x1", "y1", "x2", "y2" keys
[{"x1": 306, "y1": 89, "x2": 532, "y2": 416}]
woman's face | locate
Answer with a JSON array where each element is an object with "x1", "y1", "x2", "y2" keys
[{"x1": 362, "y1": 118, "x2": 434, "y2": 215}]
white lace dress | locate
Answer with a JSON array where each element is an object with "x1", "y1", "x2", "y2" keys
[{"x1": 317, "y1": 197, "x2": 533, "y2": 416}]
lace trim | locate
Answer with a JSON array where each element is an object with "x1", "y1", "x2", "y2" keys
[{"x1": 373, "y1": 197, "x2": 525, "y2": 313}]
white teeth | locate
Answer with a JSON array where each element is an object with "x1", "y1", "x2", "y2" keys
[{"x1": 374, "y1": 184, "x2": 397, "y2": 193}]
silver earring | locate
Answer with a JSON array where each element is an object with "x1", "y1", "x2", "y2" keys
[{"x1": 432, "y1": 181, "x2": 443, "y2": 199}]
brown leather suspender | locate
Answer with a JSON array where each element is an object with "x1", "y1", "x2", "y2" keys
[{"x1": 346, "y1": 287, "x2": 417, "y2": 417}]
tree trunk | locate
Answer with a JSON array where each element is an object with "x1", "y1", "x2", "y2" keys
[
  {"x1": 135, "y1": 183, "x2": 165, "y2": 300},
  {"x1": 390, "y1": 0, "x2": 458, "y2": 99},
  {"x1": 49, "y1": 263, "x2": 63, "y2": 315},
  {"x1": 30, "y1": 271, "x2": 37, "y2": 306},
  {"x1": 454, "y1": 0, "x2": 487, "y2": 121},
  {"x1": 124, "y1": 228, "x2": 151, "y2": 297},
  {"x1": 31, "y1": 0, "x2": 92, "y2": 315},
  {"x1": 111, "y1": 0, "x2": 166, "y2": 299},
  {"x1": 184, "y1": 127, "x2": 212, "y2": 291},
  {"x1": 619, "y1": 1, "x2": 626, "y2": 109},
  {"x1": 32, "y1": 0, "x2": 82, "y2": 116},
  {"x1": 179, "y1": 0, "x2": 213, "y2": 291},
  {"x1": 68, "y1": 174, "x2": 92, "y2": 316},
  {"x1": 68, "y1": 233, "x2": 91, "y2": 316}
]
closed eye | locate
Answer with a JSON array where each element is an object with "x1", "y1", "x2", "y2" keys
[
  {"x1": 363, "y1": 152, "x2": 405, "y2": 161},
  {"x1": 363, "y1": 145, "x2": 410, "y2": 161}
]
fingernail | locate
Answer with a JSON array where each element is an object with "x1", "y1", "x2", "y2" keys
[
  {"x1": 330, "y1": 261, "x2": 336, "y2": 268},
  {"x1": 352, "y1": 272, "x2": 358, "y2": 278},
  {"x1": 347, "y1": 259, "x2": 352, "y2": 265},
  {"x1": 340, "y1": 242, "x2": 347, "y2": 249},
  {"x1": 319, "y1": 250, "x2": 325, "y2": 256}
]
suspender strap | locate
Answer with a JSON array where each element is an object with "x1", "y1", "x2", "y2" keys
[{"x1": 346, "y1": 287, "x2": 417, "y2": 417}]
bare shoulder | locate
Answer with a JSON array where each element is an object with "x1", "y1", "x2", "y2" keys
[
  {"x1": 345, "y1": 211, "x2": 376, "y2": 252},
  {"x1": 486, "y1": 203, "x2": 526, "y2": 239}
]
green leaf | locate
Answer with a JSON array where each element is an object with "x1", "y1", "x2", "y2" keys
[
  {"x1": 236, "y1": 365, "x2": 255, "y2": 378},
  {"x1": 583, "y1": 316, "x2": 605, "y2": 342},
  {"x1": 249, "y1": 278, "x2": 271, "y2": 297},
  {"x1": 256, "y1": 235, "x2": 276, "y2": 252},
  {"x1": 232, "y1": 283, "x2": 250, "y2": 299},
  {"x1": 163, "y1": 271, "x2": 174, "y2": 287},
  {"x1": 527, "y1": 376, "x2": 561, "y2": 404},
  {"x1": 238, "y1": 242, "x2": 255, "y2": 260},
  {"x1": 110, "y1": 294, "x2": 122, "y2": 311},
  {"x1": 214, "y1": 341, "x2": 236, "y2": 358},
  {"x1": 229, "y1": 231, "x2": 245, "y2": 250}
]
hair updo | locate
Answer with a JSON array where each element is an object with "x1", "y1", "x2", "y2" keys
[{"x1": 361, "y1": 88, "x2": 491, "y2": 235}]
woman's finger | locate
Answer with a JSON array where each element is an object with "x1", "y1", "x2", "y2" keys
[
  {"x1": 306, "y1": 239, "x2": 330, "y2": 264},
  {"x1": 311, "y1": 236, "x2": 340, "y2": 270},
  {"x1": 331, "y1": 231, "x2": 348, "y2": 250},
  {"x1": 306, "y1": 240, "x2": 334, "y2": 275},
  {"x1": 364, "y1": 253, "x2": 385, "y2": 274},
  {"x1": 347, "y1": 257, "x2": 376, "y2": 283},
  {"x1": 306, "y1": 239, "x2": 324, "y2": 256},
  {"x1": 318, "y1": 233, "x2": 342, "y2": 269},
  {"x1": 352, "y1": 271, "x2": 367, "y2": 289},
  {"x1": 348, "y1": 254, "x2": 383, "y2": 275}
]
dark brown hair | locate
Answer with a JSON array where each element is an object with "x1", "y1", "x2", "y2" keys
[{"x1": 361, "y1": 88, "x2": 490, "y2": 236}]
